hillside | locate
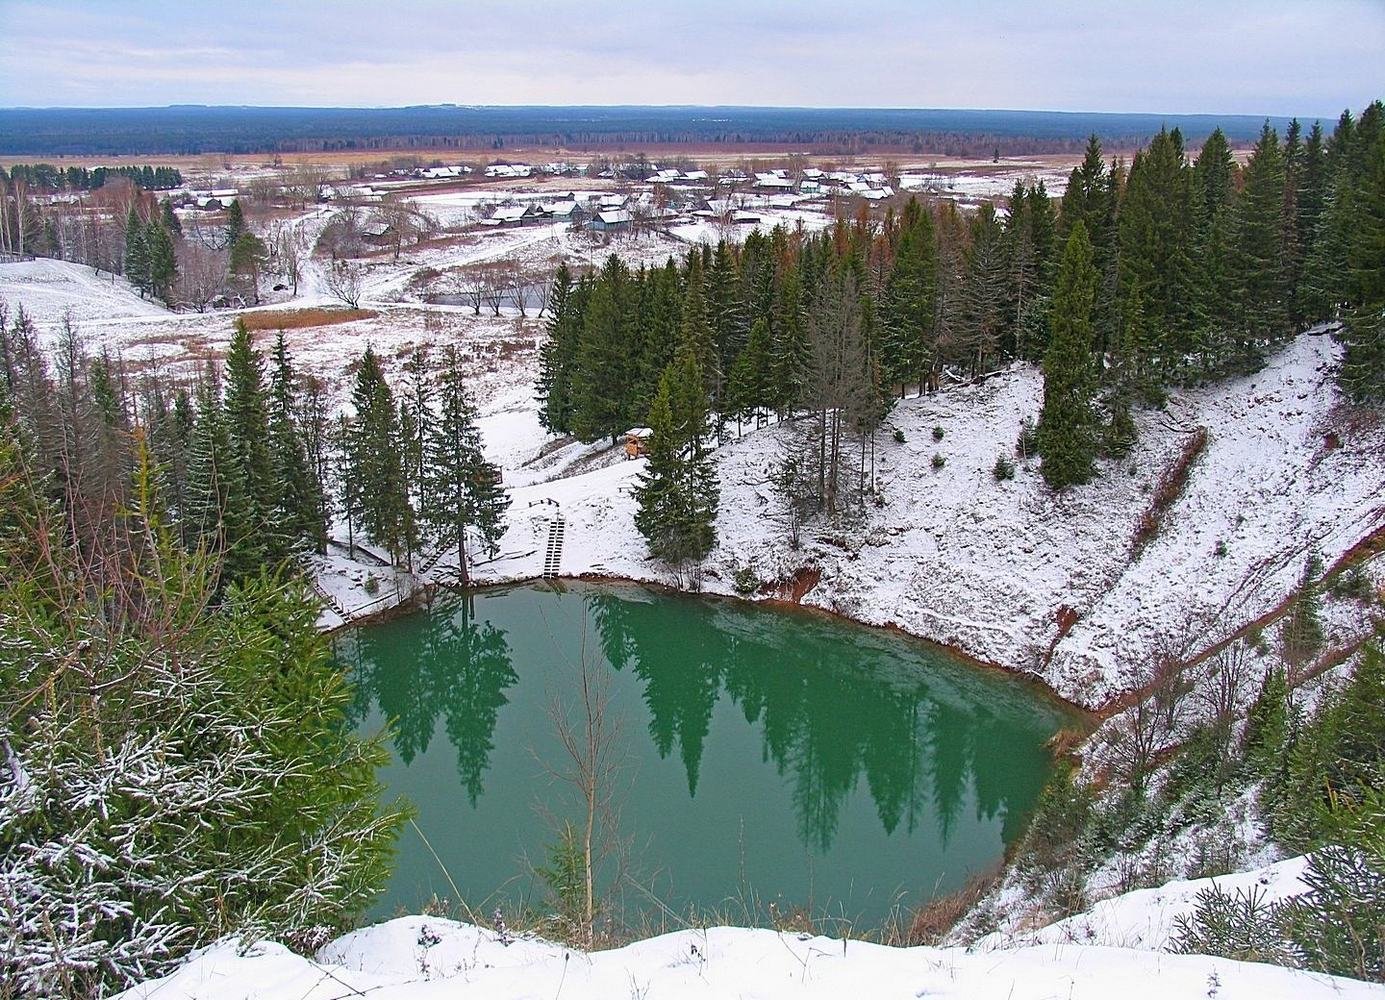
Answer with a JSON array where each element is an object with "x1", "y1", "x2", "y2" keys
[{"x1": 463, "y1": 328, "x2": 1384, "y2": 710}]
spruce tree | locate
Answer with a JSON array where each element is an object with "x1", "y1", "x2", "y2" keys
[
  {"x1": 1341, "y1": 132, "x2": 1385, "y2": 402},
  {"x1": 1233, "y1": 123, "x2": 1290, "y2": 353},
  {"x1": 123, "y1": 206, "x2": 149, "y2": 294},
  {"x1": 225, "y1": 198, "x2": 246, "y2": 247},
  {"x1": 421, "y1": 346, "x2": 509, "y2": 584},
  {"x1": 345, "y1": 345, "x2": 413, "y2": 565},
  {"x1": 145, "y1": 221, "x2": 177, "y2": 303},
  {"x1": 223, "y1": 321, "x2": 281, "y2": 559},
  {"x1": 537, "y1": 263, "x2": 579, "y2": 433},
  {"x1": 1038, "y1": 223, "x2": 1100, "y2": 488},
  {"x1": 634, "y1": 351, "x2": 718, "y2": 570},
  {"x1": 882, "y1": 201, "x2": 938, "y2": 394},
  {"x1": 269, "y1": 332, "x2": 326, "y2": 553},
  {"x1": 770, "y1": 262, "x2": 810, "y2": 414},
  {"x1": 160, "y1": 196, "x2": 182, "y2": 236},
  {"x1": 571, "y1": 258, "x2": 636, "y2": 443}
]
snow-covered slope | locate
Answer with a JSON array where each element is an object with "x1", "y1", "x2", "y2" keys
[
  {"x1": 0, "y1": 258, "x2": 169, "y2": 326},
  {"x1": 466, "y1": 330, "x2": 1384, "y2": 708},
  {"x1": 976, "y1": 854, "x2": 1310, "y2": 952},
  {"x1": 114, "y1": 913, "x2": 1380, "y2": 999}
]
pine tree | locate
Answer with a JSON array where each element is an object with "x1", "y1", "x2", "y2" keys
[
  {"x1": 1038, "y1": 222, "x2": 1100, "y2": 488},
  {"x1": 421, "y1": 346, "x2": 509, "y2": 584}
]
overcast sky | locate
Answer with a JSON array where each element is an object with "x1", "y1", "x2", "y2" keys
[{"x1": 2, "y1": 0, "x2": 1381, "y2": 116}]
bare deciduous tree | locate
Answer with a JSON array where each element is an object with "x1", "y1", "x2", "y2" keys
[
  {"x1": 325, "y1": 258, "x2": 365, "y2": 309},
  {"x1": 175, "y1": 240, "x2": 228, "y2": 312},
  {"x1": 535, "y1": 633, "x2": 627, "y2": 949}
]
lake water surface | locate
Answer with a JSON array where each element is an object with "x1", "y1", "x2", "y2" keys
[{"x1": 341, "y1": 581, "x2": 1073, "y2": 928}]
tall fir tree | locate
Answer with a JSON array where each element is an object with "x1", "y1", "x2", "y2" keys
[
  {"x1": 1038, "y1": 222, "x2": 1100, "y2": 488},
  {"x1": 634, "y1": 351, "x2": 718, "y2": 569},
  {"x1": 123, "y1": 206, "x2": 149, "y2": 294},
  {"x1": 223, "y1": 320, "x2": 288, "y2": 566},
  {"x1": 420, "y1": 346, "x2": 509, "y2": 584},
  {"x1": 346, "y1": 345, "x2": 414, "y2": 565},
  {"x1": 269, "y1": 332, "x2": 326, "y2": 553},
  {"x1": 1232, "y1": 122, "x2": 1290, "y2": 353}
]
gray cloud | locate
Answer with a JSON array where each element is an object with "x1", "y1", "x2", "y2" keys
[{"x1": 1, "y1": 0, "x2": 1380, "y2": 115}]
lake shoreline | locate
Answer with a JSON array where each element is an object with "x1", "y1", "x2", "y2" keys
[{"x1": 331, "y1": 570, "x2": 1099, "y2": 727}]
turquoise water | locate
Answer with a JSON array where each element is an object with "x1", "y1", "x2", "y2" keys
[{"x1": 340, "y1": 581, "x2": 1072, "y2": 929}]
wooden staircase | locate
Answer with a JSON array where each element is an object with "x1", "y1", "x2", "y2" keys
[{"x1": 542, "y1": 516, "x2": 566, "y2": 579}]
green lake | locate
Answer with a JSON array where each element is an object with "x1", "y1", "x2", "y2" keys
[{"x1": 340, "y1": 581, "x2": 1074, "y2": 930}]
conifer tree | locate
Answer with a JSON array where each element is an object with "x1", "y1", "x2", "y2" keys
[
  {"x1": 225, "y1": 198, "x2": 246, "y2": 247},
  {"x1": 421, "y1": 346, "x2": 509, "y2": 584},
  {"x1": 184, "y1": 375, "x2": 261, "y2": 584},
  {"x1": 725, "y1": 316, "x2": 773, "y2": 432},
  {"x1": 123, "y1": 206, "x2": 149, "y2": 294},
  {"x1": 634, "y1": 351, "x2": 718, "y2": 571},
  {"x1": 1191, "y1": 129, "x2": 1239, "y2": 367},
  {"x1": 269, "y1": 332, "x2": 326, "y2": 553},
  {"x1": 1341, "y1": 132, "x2": 1385, "y2": 402},
  {"x1": 770, "y1": 263, "x2": 810, "y2": 414},
  {"x1": 145, "y1": 221, "x2": 177, "y2": 303},
  {"x1": 1233, "y1": 123, "x2": 1290, "y2": 352},
  {"x1": 160, "y1": 196, "x2": 182, "y2": 236},
  {"x1": 224, "y1": 322, "x2": 278, "y2": 522},
  {"x1": 571, "y1": 258, "x2": 636, "y2": 443},
  {"x1": 345, "y1": 345, "x2": 414, "y2": 565},
  {"x1": 881, "y1": 201, "x2": 938, "y2": 394},
  {"x1": 537, "y1": 263, "x2": 579, "y2": 433},
  {"x1": 1038, "y1": 223, "x2": 1100, "y2": 488}
]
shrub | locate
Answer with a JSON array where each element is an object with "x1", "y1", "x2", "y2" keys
[
  {"x1": 733, "y1": 564, "x2": 759, "y2": 596},
  {"x1": 931, "y1": 453, "x2": 946, "y2": 470},
  {"x1": 1215, "y1": 539, "x2": 1228, "y2": 557},
  {"x1": 1170, "y1": 885, "x2": 1299, "y2": 967},
  {"x1": 363, "y1": 574, "x2": 381, "y2": 597},
  {"x1": 1330, "y1": 566, "x2": 1375, "y2": 604},
  {"x1": 1279, "y1": 842, "x2": 1385, "y2": 981},
  {"x1": 893, "y1": 428, "x2": 906, "y2": 443},
  {"x1": 993, "y1": 454, "x2": 1015, "y2": 481},
  {"x1": 931, "y1": 425, "x2": 945, "y2": 442},
  {"x1": 1016, "y1": 417, "x2": 1039, "y2": 458}
]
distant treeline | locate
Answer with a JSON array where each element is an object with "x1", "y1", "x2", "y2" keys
[
  {"x1": 0, "y1": 105, "x2": 1303, "y2": 156},
  {"x1": 2, "y1": 162, "x2": 183, "y2": 191}
]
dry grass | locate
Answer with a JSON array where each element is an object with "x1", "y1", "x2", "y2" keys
[
  {"x1": 1130, "y1": 426, "x2": 1210, "y2": 558},
  {"x1": 238, "y1": 307, "x2": 377, "y2": 332},
  {"x1": 906, "y1": 866, "x2": 1001, "y2": 945}
]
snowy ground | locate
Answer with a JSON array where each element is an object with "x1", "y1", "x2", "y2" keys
[{"x1": 113, "y1": 881, "x2": 1381, "y2": 1000}]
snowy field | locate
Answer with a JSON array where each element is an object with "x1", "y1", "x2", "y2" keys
[{"x1": 113, "y1": 860, "x2": 1381, "y2": 1000}]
